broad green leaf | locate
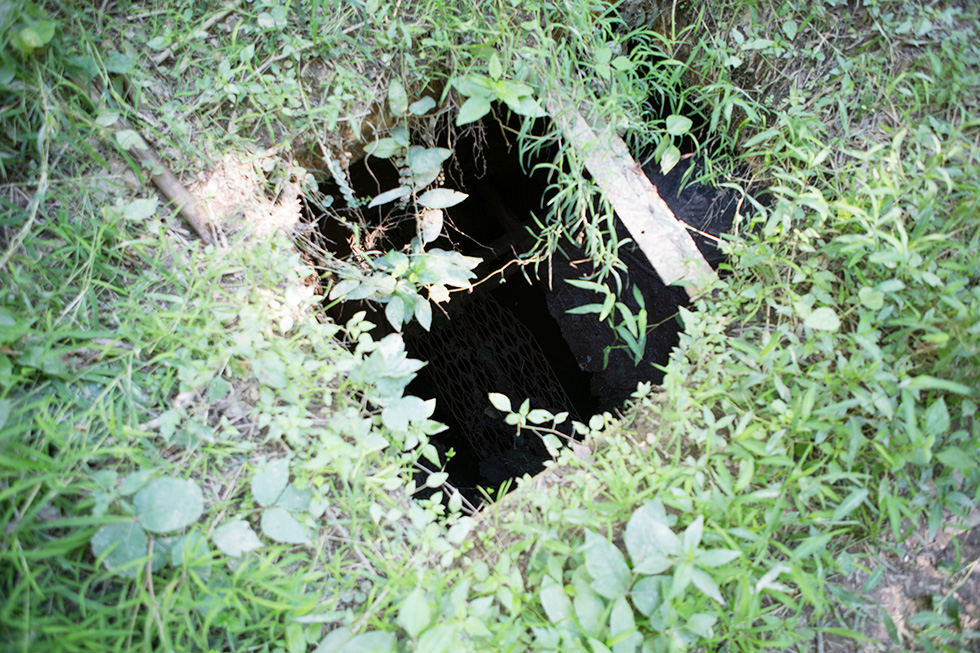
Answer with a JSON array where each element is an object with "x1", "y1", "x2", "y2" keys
[
  {"x1": 630, "y1": 575, "x2": 662, "y2": 617},
  {"x1": 329, "y1": 278, "x2": 361, "y2": 300},
  {"x1": 397, "y1": 587, "x2": 431, "y2": 638},
  {"x1": 488, "y1": 392, "x2": 512, "y2": 413},
  {"x1": 105, "y1": 51, "x2": 133, "y2": 74},
  {"x1": 908, "y1": 611, "x2": 955, "y2": 627},
  {"x1": 315, "y1": 627, "x2": 351, "y2": 652},
  {"x1": 382, "y1": 396, "x2": 435, "y2": 433},
  {"x1": 805, "y1": 307, "x2": 840, "y2": 331},
  {"x1": 408, "y1": 146, "x2": 452, "y2": 176},
  {"x1": 527, "y1": 409, "x2": 553, "y2": 424},
  {"x1": 922, "y1": 397, "x2": 950, "y2": 439},
  {"x1": 791, "y1": 533, "x2": 832, "y2": 561},
  {"x1": 409, "y1": 96, "x2": 437, "y2": 115},
  {"x1": 781, "y1": 19, "x2": 798, "y2": 40},
  {"x1": 447, "y1": 516, "x2": 474, "y2": 544},
  {"x1": 90, "y1": 521, "x2": 148, "y2": 578},
  {"x1": 119, "y1": 469, "x2": 154, "y2": 496},
  {"x1": 566, "y1": 303, "x2": 604, "y2": 315},
  {"x1": 936, "y1": 446, "x2": 977, "y2": 471},
  {"x1": 114, "y1": 129, "x2": 147, "y2": 151},
  {"x1": 573, "y1": 586, "x2": 605, "y2": 637},
  {"x1": 418, "y1": 624, "x2": 458, "y2": 653},
  {"x1": 134, "y1": 477, "x2": 204, "y2": 533},
  {"x1": 660, "y1": 144, "x2": 681, "y2": 174},
  {"x1": 368, "y1": 186, "x2": 411, "y2": 208},
  {"x1": 695, "y1": 548, "x2": 741, "y2": 568},
  {"x1": 276, "y1": 483, "x2": 313, "y2": 512},
  {"x1": 682, "y1": 516, "x2": 704, "y2": 554},
  {"x1": 690, "y1": 568, "x2": 724, "y2": 604},
  {"x1": 418, "y1": 189, "x2": 468, "y2": 209},
  {"x1": 612, "y1": 55, "x2": 633, "y2": 71},
  {"x1": 286, "y1": 623, "x2": 305, "y2": 653},
  {"x1": 425, "y1": 471, "x2": 449, "y2": 488},
  {"x1": 609, "y1": 595, "x2": 641, "y2": 653},
  {"x1": 419, "y1": 207, "x2": 443, "y2": 243},
  {"x1": 565, "y1": 278, "x2": 608, "y2": 293},
  {"x1": 488, "y1": 52, "x2": 503, "y2": 80},
  {"x1": 415, "y1": 297, "x2": 432, "y2": 331},
  {"x1": 669, "y1": 562, "x2": 692, "y2": 599},
  {"x1": 625, "y1": 500, "x2": 680, "y2": 573},
  {"x1": 365, "y1": 138, "x2": 401, "y2": 159},
  {"x1": 123, "y1": 198, "x2": 158, "y2": 221},
  {"x1": 252, "y1": 458, "x2": 290, "y2": 507},
  {"x1": 858, "y1": 286, "x2": 884, "y2": 309},
  {"x1": 390, "y1": 125, "x2": 409, "y2": 146},
  {"x1": 385, "y1": 295, "x2": 405, "y2": 330},
  {"x1": 0, "y1": 307, "x2": 17, "y2": 327},
  {"x1": 455, "y1": 75, "x2": 494, "y2": 98},
  {"x1": 506, "y1": 95, "x2": 547, "y2": 118},
  {"x1": 585, "y1": 530, "x2": 631, "y2": 599},
  {"x1": 253, "y1": 352, "x2": 287, "y2": 388},
  {"x1": 11, "y1": 21, "x2": 55, "y2": 54},
  {"x1": 340, "y1": 630, "x2": 397, "y2": 653},
  {"x1": 261, "y1": 506, "x2": 312, "y2": 545},
  {"x1": 212, "y1": 519, "x2": 263, "y2": 557},
  {"x1": 387, "y1": 80, "x2": 409, "y2": 116},
  {"x1": 665, "y1": 115, "x2": 693, "y2": 136},
  {"x1": 540, "y1": 576, "x2": 573, "y2": 626},
  {"x1": 685, "y1": 613, "x2": 718, "y2": 638},
  {"x1": 457, "y1": 96, "x2": 492, "y2": 126}
]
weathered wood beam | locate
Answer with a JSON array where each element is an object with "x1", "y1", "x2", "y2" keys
[{"x1": 544, "y1": 98, "x2": 716, "y2": 299}]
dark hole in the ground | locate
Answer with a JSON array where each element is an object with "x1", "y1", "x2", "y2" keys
[{"x1": 309, "y1": 105, "x2": 748, "y2": 508}]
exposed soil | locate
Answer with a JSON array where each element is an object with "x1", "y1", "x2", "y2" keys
[{"x1": 819, "y1": 510, "x2": 980, "y2": 651}]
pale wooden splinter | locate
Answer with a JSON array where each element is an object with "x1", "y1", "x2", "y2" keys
[{"x1": 544, "y1": 98, "x2": 717, "y2": 300}]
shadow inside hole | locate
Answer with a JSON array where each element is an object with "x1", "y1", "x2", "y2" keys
[{"x1": 309, "y1": 103, "x2": 758, "y2": 509}]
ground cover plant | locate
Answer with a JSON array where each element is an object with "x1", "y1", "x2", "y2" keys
[{"x1": 1, "y1": 0, "x2": 979, "y2": 651}]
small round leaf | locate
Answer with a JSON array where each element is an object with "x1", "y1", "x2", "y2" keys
[
  {"x1": 409, "y1": 96, "x2": 437, "y2": 115},
  {"x1": 212, "y1": 519, "x2": 264, "y2": 557},
  {"x1": 488, "y1": 392, "x2": 512, "y2": 413},
  {"x1": 260, "y1": 507, "x2": 312, "y2": 545},
  {"x1": 252, "y1": 458, "x2": 290, "y2": 508},
  {"x1": 90, "y1": 521, "x2": 148, "y2": 578},
  {"x1": 805, "y1": 307, "x2": 841, "y2": 332},
  {"x1": 134, "y1": 477, "x2": 204, "y2": 533},
  {"x1": 418, "y1": 189, "x2": 468, "y2": 209},
  {"x1": 665, "y1": 114, "x2": 693, "y2": 136}
]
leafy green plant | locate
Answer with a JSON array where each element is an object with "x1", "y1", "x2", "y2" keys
[
  {"x1": 564, "y1": 279, "x2": 650, "y2": 366},
  {"x1": 329, "y1": 247, "x2": 480, "y2": 331},
  {"x1": 88, "y1": 471, "x2": 206, "y2": 578},
  {"x1": 533, "y1": 499, "x2": 742, "y2": 652}
]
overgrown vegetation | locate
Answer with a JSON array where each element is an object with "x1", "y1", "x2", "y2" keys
[{"x1": 2, "y1": 0, "x2": 978, "y2": 651}]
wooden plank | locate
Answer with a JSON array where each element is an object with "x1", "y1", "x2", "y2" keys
[{"x1": 544, "y1": 98, "x2": 716, "y2": 298}]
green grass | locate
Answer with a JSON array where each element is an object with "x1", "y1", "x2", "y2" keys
[{"x1": 2, "y1": 0, "x2": 980, "y2": 651}]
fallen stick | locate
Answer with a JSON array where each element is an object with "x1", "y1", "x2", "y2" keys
[
  {"x1": 544, "y1": 97, "x2": 716, "y2": 299},
  {"x1": 121, "y1": 133, "x2": 215, "y2": 246},
  {"x1": 93, "y1": 84, "x2": 215, "y2": 245}
]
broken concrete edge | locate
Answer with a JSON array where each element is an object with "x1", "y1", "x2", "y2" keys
[{"x1": 543, "y1": 95, "x2": 718, "y2": 300}]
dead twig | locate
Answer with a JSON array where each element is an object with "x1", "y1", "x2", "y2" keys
[
  {"x1": 93, "y1": 82, "x2": 216, "y2": 246},
  {"x1": 151, "y1": 1, "x2": 242, "y2": 65}
]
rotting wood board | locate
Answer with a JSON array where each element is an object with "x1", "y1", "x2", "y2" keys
[{"x1": 544, "y1": 98, "x2": 717, "y2": 299}]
